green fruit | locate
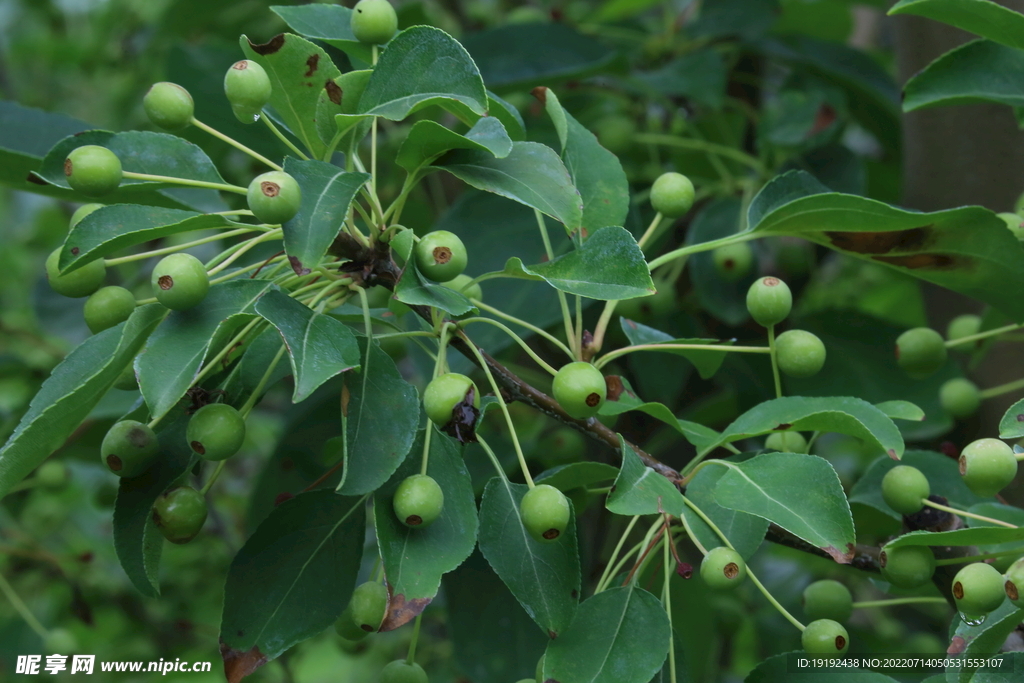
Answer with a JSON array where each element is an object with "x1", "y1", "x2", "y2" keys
[
  {"x1": 801, "y1": 619, "x2": 849, "y2": 655},
  {"x1": 881, "y1": 465, "x2": 929, "y2": 515},
  {"x1": 440, "y1": 273, "x2": 482, "y2": 301},
  {"x1": 45, "y1": 248, "x2": 105, "y2": 298},
  {"x1": 143, "y1": 82, "x2": 194, "y2": 130},
  {"x1": 998, "y1": 212, "x2": 1024, "y2": 240},
  {"x1": 334, "y1": 611, "x2": 370, "y2": 641},
  {"x1": 775, "y1": 330, "x2": 826, "y2": 378},
  {"x1": 953, "y1": 562, "x2": 1006, "y2": 619},
  {"x1": 152, "y1": 486, "x2": 207, "y2": 544},
  {"x1": 700, "y1": 546, "x2": 747, "y2": 589},
  {"x1": 44, "y1": 628, "x2": 79, "y2": 654},
  {"x1": 947, "y1": 314, "x2": 982, "y2": 344},
  {"x1": 959, "y1": 438, "x2": 1017, "y2": 498},
  {"x1": 880, "y1": 545, "x2": 936, "y2": 588},
  {"x1": 69, "y1": 203, "x2": 103, "y2": 230},
  {"x1": 247, "y1": 171, "x2": 302, "y2": 225},
  {"x1": 616, "y1": 286, "x2": 674, "y2": 321},
  {"x1": 84, "y1": 286, "x2": 136, "y2": 333},
  {"x1": 341, "y1": 581, "x2": 389, "y2": 635},
  {"x1": 101, "y1": 420, "x2": 159, "y2": 478},
  {"x1": 64, "y1": 145, "x2": 122, "y2": 196},
  {"x1": 552, "y1": 362, "x2": 607, "y2": 420},
  {"x1": 224, "y1": 60, "x2": 272, "y2": 124},
  {"x1": 764, "y1": 431, "x2": 807, "y2": 453},
  {"x1": 379, "y1": 660, "x2": 428, "y2": 683},
  {"x1": 594, "y1": 115, "x2": 635, "y2": 154},
  {"x1": 36, "y1": 461, "x2": 69, "y2": 489},
  {"x1": 650, "y1": 172, "x2": 695, "y2": 217},
  {"x1": 521, "y1": 484, "x2": 571, "y2": 542},
  {"x1": 940, "y1": 378, "x2": 981, "y2": 419},
  {"x1": 423, "y1": 373, "x2": 480, "y2": 426},
  {"x1": 351, "y1": 0, "x2": 398, "y2": 44},
  {"x1": 896, "y1": 327, "x2": 947, "y2": 379},
  {"x1": 746, "y1": 276, "x2": 792, "y2": 327},
  {"x1": 393, "y1": 474, "x2": 444, "y2": 528},
  {"x1": 414, "y1": 231, "x2": 467, "y2": 282},
  {"x1": 802, "y1": 580, "x2": 853, "y2": 623},
  {"x1": 1003, "y1": 557, "x2": 1024, "y2": 607},
  {"x1": 712, "y1": 242, "x2": 754, "y2": 282},
  {"x1": 535, "y1": 428, "x2": 587, "y2": 468},
  {"x1": 114, "y1": 363, "x2": 139, "y2": 391},
  {"x1": 187, "y1": 403, "x2": 246, "y2": 461},
  {"x1": 151, "y1": 253, "x2": 209, "y2": 310}
]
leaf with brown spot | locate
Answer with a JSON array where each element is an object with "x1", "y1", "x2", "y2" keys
[
  {"x1": 220, "y1": 643, "x2": 268, "y2": 683},
  {"x1": 379, "y1": 593, "x2": 431, "y2": 632},
  {"x1": 249, "y1": 34, "x2": 286, "y2": 56},
  {"x1": 304, "y1": 53, "x2": 319, "y2": 77}
]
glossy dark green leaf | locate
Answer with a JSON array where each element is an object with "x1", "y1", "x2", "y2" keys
[
  {"x1": 270, "y1": 4, "x2": 373, "y2": 64},
  {"x1": 478, "y1": 476, "x2": 580, "y2": 637},
  {"x1": 237, "y1": 329, "x2": 291, "y2": 397},
  {"x1": 947, "y1": 603, "x2": 1024, "y2": 682},
  {"x1": 535, "y1": 462, "x2": 619, "y2": 492},
  {"x1": 357, "y1": 26, "x2": 487, "y2": 122},
  {"x1": 241, "y1": 33, "x2": 343, "y2": 158},
  {"x1": 336, "y1": 338, "x2": 419, "y2": 495},
  {"x1": 0, "y1": 305, "x2": 166, "y2": 499},
  {"x1": 748, "y1": 170, "x2": 1024, "y2": 321},
  {"x1": 280, "y1": 157, "x2": 368, "y2": 275},
  {"x1": 633, "y1": 50, "x2": 728, "y2": 109},
  {"x1": 682, "y1": 463, "x2": 769, "y2": 560},
  {"x1": 58, "y1": 204, "x2": 239, "y2": 273},
  {"x1": 715, "y1": 452, "x2": 856, "y2": 563},
  {"x1": 600, "y1": 376, "x2": 720, "y2": 451},
  {"x1": 394, "y1": 260, "x2": 478, "y2": 317},
  {"x1": 254, "y1": 290, "x2": 361, "y2": 402},
  {"x1": 542, "y1": 585, "x2": 671, "y2": 683},
  {"x1": 686, "y1": 198, "x2": 754, "y2": 325},
  {"x1": 620, "y1": 318, "x2": 731, "y2": 379},
  {"x1": 889, "y1": 0, "x2": 1024, "y2": 50},
  {"x1": 607, "y1": 438, "x2": 683, "y2": 516},
  {"x1": 999, "y1": 397, "x2": 1024, "y2": 438},
  {"x1": 903, "y1": 40, "x2": 1024, "y2": 112},
  {"x1": 746, "y1": 653, "x2": 900, "y2": 682},
  {"x1": 487, "y1": 92, "x2": 526, "y2": 141},
  {"x1": 884, "y1": 526, "x2": 1024, "y2": 549},
  {"x1": 373, "y1": 428, "x2": 478, "y2": 628},
  {"x1": 137, "y1": 280, "x2": 278, "y2": 420},
  {"x1": 396, "y1": 117, "x2": 512, "y2": 173},
  {"x1": 220, "y1": 491, "x2": 365, "y2": 665}
]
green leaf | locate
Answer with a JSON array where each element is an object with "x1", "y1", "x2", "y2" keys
[
  {"x1": 947, "y1": 606, "x2": 1024, "y2": 682},
  {"x1": 682, "y1": 462, "x2": 769, "y2": 560},
  {"x1": 58, "y1": 205, "x2": 238, "y2": 273},
  {"x1": 357, "y1": 26, "x2": 487, "y2": 122},
  {"x1": 270, "y1": 4, "x2": 374, "y2": 64},
  {"x1": 903, "y1": 40, "x2": 1024, "y2": 112},
  {"x1": 888, "y1": 0, "x2": 1024, "y2": 50},
  {"x1": 279, "y1": 158, "x2": 369, "y2": 275},
  {"x1": 113, "y1": 413, "x2": 196, "y2": 597},
  {"x1": 536, "y1": 462, "x2": 619, "y2": 492},
  {"x1": 999, "y1": 398, "x2": 1024, "y2": 438},
  {"x1": 745, "y1": 653, "x2": 900, "y2": 682},
  {"x1": 714, "y1": 395, "x2": 905, "y2": 459},
  {"x1": 601, "y1": 376, "x2": 720, "y2": 451},
  {"x1": 620, "y1": 318, "x2": 730, "y2": 379},
  {"x1": 254, "y1": 290, "x2": 361, "y2": 402},
  {"x1": 714, "y1": 452, "x2": 856, "y2": 563},
  {"x1": 437, "y1": 141, "x2": 583, "y2": 232},
  {"x1": 241, "y1": 33, "x2": 343, "y2": 158},
  {"x1": 373, "y1": 428, "x2": 478, "y2": 628},
  {"x1": 883, "y1": 527, "x2": 1024, "y2": 550},
  {"x1": 220, "y1": 491, "x2": 365, "y2": 666},
  {"x1": 874, "y1": 400, "x2": 926, "y2": 422},
  {"x1": 633, "y1": 50, "x2": 728, "y2": 109},
  {"x1": 487, "y1": 92, "x2": 526, "y2": 141},
  {"x1": 394, "y1": 260, "x2": 478, "y2": 317},
  {"x1": 542, "y1": 585, "x2": 671, "y2": 683},
  {"x1": 336, "y1": 339, "x2": 419, "y2": 495},
  {"x1": 478, "y1": 476, "x2": 580, "y2": 637},
  {"x1": 747, "y1": 170, "x2": 1024, "y2": 322},
  {"x1": 606, "y1": 437, "x2": 683, "y2": 516},
  {"x1": 848, "y1": 451, "x2": 988, "y2": 520},
  {"x1": 137, "y1": 280, "x2": 278, "y2": 420},
  {"x1": 685, "y1": 198, "x2": 755, "y2": 325},
  {"x1": 396, "y1": 118, "x2": 512, "y2": 174},
  {"x1": 0, "y1": 305, "x2": 166, "y2": 499}
]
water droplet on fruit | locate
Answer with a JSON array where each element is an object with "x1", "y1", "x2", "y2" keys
[{"x1": 959, "y1": 612, "x2": 985, "y2": 626}]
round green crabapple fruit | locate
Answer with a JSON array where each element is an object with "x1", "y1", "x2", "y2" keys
[
  {"x1": 44, "y1": 629, "x2": 79, "y2": 654},
  {"x1": 895, "y1": 327, "x2": 947, "y2": 379},
  {"x1": 536, "y1": 427, "x2": 587, "y2": 468},
  {"x1": 69, "y1": 203, "x2": 103, "y2": 230},
  {"x1": 700, "y1": 546, "x2": 747, "y2": 589},
  {"x1": 802, "y1": 619, "x2": 849, "y2": 655},
  {"x1": 152, "y1": 486, "x2": 207, "y2": 544},
  {"x1": 151, "y1": 253, "x2": 209, "y2": 310},
  {"x1": 45, "y1": 248, "x2": 105, "y2": 298},
  {"x1": 764, "y1": 431, "x2": 807, "y2": 453},
  {"x1": 521, "y1": 484, "x2": 571, "y2": 543},
  {"x1": 247, "y1": 171, "x2": 302, "y2": 225},
  {"x1": 746, "y1": 276, "x2": 792, "y2": 327},
  {"x1": 959, "y1": 438, "x2": 1017, "y2": 498},
  {"x1": 940, "y1": 378, "x2": 981, "y2": 419},
  {"x1": 187, "y1": 403, "x2": 246, "y2": 461},
  {"x1": 879, "y1": 545, "x2": 936, "y2": 588},
  {"x1": 143, "y1": 82, "x2": 194, "y2": 131},
  {"x1": 335, "y1": 581, "x2": 389, "y2": 639},
  {"x1": 440, "y1": 273, "x2": 482, "y2": 301},
  {"x1": 775, "y1": 330, "x2": 826, "y2": 378},
  {"x1": 101, "y1": 420, "x2": 159, "y2": 478},
  {"x1": 594, "y1": 115, "x2": 635, "y2": 154},
  {"x1": 802, "y1": 580, "x2": 853, "y2": 623},
  {"x1": 114, "y1": 364, "x2": 138, "y2": 391},
  {"x1": 64, "y1": 145, "x2": 122, "y2": 196},
  {"x1": 423, "y1": 373, "x2": 479, "y2": 426},
  {"x1": 1003, "y1": 557, "x2": 1024, "y2": 607},
  {"x1": 36, "y1": 461, "x2": 69, "y2": 489},
  {"x1": 414, "y1": 231, "x2": 467, "y2": 283},
  {"x1": 224, "y1": 60, "x2": 272, "y2": 124},
  {"x1": 881, "y1": 465, "x2": 929, "y2": 515},
  {"x1": 650, "y1": 172, "x2": 695, "y2": 217},
  {"x1": 947, "y1": 314, "x2": 981, "y2": 344},
  {"x1": 712, "y1": 242, "x2": 754, "y2": 282},
  {"x1": 84, "y1": 286, "x2": 136, "y2": 333},
  {"x1": 393, "y1": 474, "x2": 444, "y2": 528},
  {"x1": 351, "y1": 0, "x2": 398, "y2": 45},
  {"x1": 379, "y1": 660, "x2": 428, "y2": 683},
  {"x1": 553, "y1": 361, "x2": 607, "y2": 420},
  {"x1": 999, "y1": 212, "x2": 1024, "y2": 240},
  {"x1": 953, "y1": 562, "x2": 1006, "y2": 618}
]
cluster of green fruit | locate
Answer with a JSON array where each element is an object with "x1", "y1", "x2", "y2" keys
[
  {"x1": 747, "y1": 276, "x2": 826, "y2": 378},
  {"x1": 894, "y1": 320, "x2": 984, "y2": 419}
]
